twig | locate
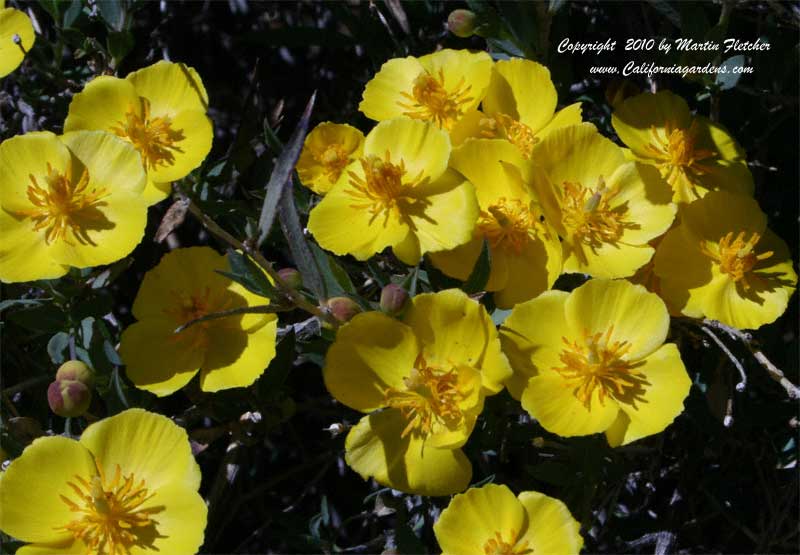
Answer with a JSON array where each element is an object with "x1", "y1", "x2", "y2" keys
[{"x1": 700, "y1": 324, "x2": 747, "y2": 392}]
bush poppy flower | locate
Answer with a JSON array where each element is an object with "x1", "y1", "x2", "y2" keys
[{"x1": 296, "y1": 122, "x2": 365, "y2": 195}]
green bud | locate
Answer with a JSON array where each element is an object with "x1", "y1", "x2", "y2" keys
[
  {"x1": 447, "y1": 9, "x2": 477, "y2": 38},
  {"x1": 55, "y1": 360, "x2": 94, "y2": 387},
  {"x1": 326, "y1": 297, "x2": 362, "y2": 323},
  {"x1": 48, "y1": 379, "x2": 91, "y2": 418},
  {"x1": 380, "y1": 284, "x2": 409, "y2": 316},
  {"x1": 278, "y1": 267, "x2": 303, "y2": 289}
]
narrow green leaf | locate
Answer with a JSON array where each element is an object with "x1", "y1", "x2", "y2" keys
[
  {"x1": 309, "y1": 242, "x2": 356, "y2": 296},
  {"x1": 716, "y1": 55, "x2": 746, "y2": 91},
  {"x1": 278, "y1": 180, "x2": 326, "y2": 300},
  {"x1": 0, "y1": 299, "x2": 47, "y2": 313},
  {"x1": 222, "y1": 250, "x2": 278, "y2": 300},
  {"x1": 257, "y1": 92, "x2": 316, "y2": 247},
  {"x1": 96, "y1": 0, "x2": 126, "y2": 31},
  {"x1": 462, "y1": 239, "x2": 491, "y2": 293},
  {"x1": 47, "y1": 332, "x2": 71, "y2": 364},
  {"x1": 63, "y1": 0, "x2": 82, "y2": 28}
]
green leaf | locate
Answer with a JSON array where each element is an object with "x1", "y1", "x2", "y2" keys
[
  {"x1": 222, "y1": 249, "x2": 278, "y2": 300},
  {"x1": 63, "y1": 0, "x2": 83, "y2": 28},
  {"x1": 7, "y1": 304, "x2": 67, "y2": 333},
  {"x1": 278, "y1": 181, "x2": 326, "y2": 300},
  {"x1": 47, "y1": 332, "x2": 71, "y2": 364},
  {"x1": 716, "y1": 55, "x2": 746, "y2": 91},
  {"x1": 96, "y1": 0, "x2": 127, "y2": 31},
  {"x1": 257, "y1": 92, "x2": 316, "y2": 247},
  {"x1": 462, "y1": 239, "x2": 491, "y2": 293},
  {"x1": 396, "y1": 521, "x2": 427, "y2": 555},
  {"x1": 107, "y1": 30, "x2": 134, "y2": 66},
  {"x1": 0, "y1": 299, "x2": 48, "y2": 313},
  {"x1": 309, "y1": 242, "x2": 355, "y2": 296}
]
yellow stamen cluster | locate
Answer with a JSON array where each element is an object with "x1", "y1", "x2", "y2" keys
[
  {"x1": 383, "y1": 355, "x2": 464, "y2": 438},
  {"x1": 477, "y1": 198, "x2": 541, "y2": 254},
  {"x1": 348, "y1": 151, "x2": 427, "y2": 224},
  {"x1": 483, "y1": 530, "x2": 533, "y2": 555},
  {"x1": 58, "y1": 462, "x2": 160, "y2": 555},
  {"x1": 112, "y1": 97, "x2": 185, "y2": 171},
  {"x1": 316, "y1": 143, "x2": 351, "y2": 182},
  {"x1": 700, "y1": 231, "x2": 773, "y2": 291},
  {"x1": 478, "y1": 113, "x2": 539, "y2": 159},
  {"x1": 644, "y1": 119, "x2": 715, "y2": 186},
  {"x1": 561, "y1": 178, "x2": 632, "y2": 255},
  {"x1": 554, "y1": 327, "x2": 648, "y2": 411},
  {"x1": 398, "y1": 69, "x2": 473, "y2": 130},
  {"x1": 17, "y1": 162, "x2": 107, "y2": 245}
]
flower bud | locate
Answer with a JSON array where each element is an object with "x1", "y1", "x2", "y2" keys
[
  {"x1": 380, "y1": 283, "x2": 409, "y2": 316},
  {"x1": 47, "y1": 379, "x2": 91, "y2": 418},
  {"x1": 447, "y1": 9, "x2": 477, "y2": 38},
  {"x1": 278, "y1": 267, "x2": 303, "y2": 290},
  {"x1": 326, "y1": 297, "x2": 362, "y2": 323},
  {"x1": 55, "y1": 360, "x2": 94, "y2": 386}
]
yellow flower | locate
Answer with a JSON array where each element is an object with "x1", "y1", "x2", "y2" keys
[
  {"x1": 612, "y1": 90, "x2": 753, "y2": 203},
  {"x1": 0, "y1": 408, "x2": 206, "y2": 555},
  {"x1": 323, "y1": 289, "x2": 511, "y2": 495},
  {"x1": 359, "y1": 49, "x2": 492, "y2": 131},
  {"x1": 532, "y1": 123, "x2": 677, "y2": 278},
  {"x1": 296, "y1": 122, "x2": 364, "y2": 195},
  {"x1": 500, "y1": 279, "x2": 691, "y2": 446},
  {"x1": 0, "y1": 131, "x2": 147, "y2": 283},
  {"x1": 451, "y1": 58, "x2": 583, "y2": 159},
  {"x1": 64, "y1": 60, "x2": 213, "y2": 205},
  {"x1": 119, "y1": 247, "x2": 278, "y2": 396},
  {"x1": 654, "y1": 191, "x2": 797, "y2": 330},
  {"x1": 429, "y1": 139, "x2": 562, "y2": 309},
  {"x1": 308, "y1": 118, "x2": 478, "y2": 264},
  {"x1": 434, "y1": 483, "x2": 583, "y2": 555},
  {"x1": 0, "y1": 0, "x2": 34, "y2": 78}
]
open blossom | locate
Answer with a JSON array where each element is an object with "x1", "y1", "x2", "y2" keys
[
  {"x1": 64, "y1": 60, "x2": 213, "y2": 205},
  {"x1": 0, "y1": 409, "x2": 206, "y2": 555},
  {"x1": 654, "y1": 190, "x2": 796, "y2": 330},
  {"x1": 0, "y1": 0, "x2": 35, "y2": 78},
  {"x1": 296, "y1": 122, "x2": 364, "y2": 195},
  {"x1": 359, "y1": 49, "x2": 493, "y2": 131},
  {"x1": 323, "y1": 289, "x2": 511, "y2": 495},
  {"x1": 434, "y1": 483, "x2": 583, "y2": 555},
  {"x1": 451, "y1": 58, "x2": 583, "y2": 159},
  {"x1": 612, "y1": 90, "x2": 753, "y2": 203},
  {"x1": 119, "y1": 247, "x2": 278, "y2": 396},
  {"x1": 429, "y1": 138, "x2": 562, "y2": 309},
  {"x1": 500, "y1": 279, "x2": 691, "y2": 447},
  {"x1": 531, "y1": 123, "x2": 676, "y2": 278},
  {"x1": 0, "y1": 131, "x2": 147, "y2": 283},
  {"x1": 307, "y1": 117, "x2": 478, "y2": 265}
]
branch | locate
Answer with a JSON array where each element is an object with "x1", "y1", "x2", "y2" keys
[
  {"x1": 699, "y1": 324, "x2": 747, "y2": 392},
  {"x1": 174, "y1": 304, "x2": 285, "y2": 334}
]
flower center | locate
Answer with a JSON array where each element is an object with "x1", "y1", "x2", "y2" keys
[
  {"x1": 477, "y1": 198, "x2": 542, "y2": 254},
  {"x1": 700, "y1": 231, "x2": 773, "y2": 290},
  {"x1": 644, "y1": 119, "x2": 716, "y2": 186},
  {"x1": 58, "y1": 462, "x2": 161, "y2": 555},
  {"x1": 382, "y1": 355, "x2": 465, "y2": 438},
  {"x1": 479, "y1": 113, "x2": 539, "y2": 159},
  {"x1": 112, "y1": 97, "x2": 186, "y2": 171},
  {"x1": 16, "y1": 161, "x2": 108, "y2": 245},
  {"x1": 162, "y1": 286, "x2": 232, "y2": 348},
  {"x1": 317, "y1": 143, "x2": 350, "y2": 182},
  {"x1": 397, "y1": 69, "x2": 473, "y2": 130},
  {"x1": 561, "y1": 177, "x2": 634, "y2": 257},
  {"x1": 483, "y1": 531, "x2": 533, "y2": 555},
  {"x1": 348, "y1": 152, "x2": 428, "y2": 224},
  {"x1": 554, "y1": 327, "x2": 648, "y2": 410}
]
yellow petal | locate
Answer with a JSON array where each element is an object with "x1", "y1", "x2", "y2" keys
[
  {"x1": 563, "y1": 241, "x2": 655, "y2": 279},
  {"x1": 417, "y1": 48, "x2": 492, "y2": 109},
  {"x1": 0, "y1": 131, "x2": 71, "y2": 213},
  {"x1": 428, "y1": 236, "x2": 486, "y2": 282},
  {"x1": 0, "y1": 7, "x2": 35, "y2": 78},
  {"x1": 449, "y1": 109, "x2": 487, "y2": 147},
  {"x1": 537, "y1": 102, "x2": 583, "y2": 140},
  {"x1": 345, "y1": 410, "x2": 472, "y2": 496},
  {"x1": 126, "y1": 60, "x2": 209, "y2": 116},
  {"x1": 604, "y1": 162, "x2": 675, "y2": 245},
  {"x1": 199, "y1": 315, "x2": 277, "y2": 392},
  {"x1": 500, "y1": 290, "x2": 570, "y2": 400},
  {"x1": 611, "y1": 91, "x2": 692, "y2": 157},
  {"x1": 364, "y1": 117, "x2": 450, "y2": 181},
  {"x1": 296, "y1": 122, "x2": 365, "y2": 195},
  {"x1": 403, "y1": 289, "x2": 512, "y2": 392},
  {"x1": 141, "y1": 176, "x2": 172, "y2": 205},
  {"x1": 80, "y1": 408, "x2": 202, "y2": 491},
  {"x1": 0, "y1": 209, "x2": 67, "y2": 282},
  {"x1": 450, "y1": 138, "x2": 529, "y2": 207},
  {"x1": 324, "y1": 311, "x2": 420, "y2": 412},
  {"x1": 484, "y1": 58, "x2": 557, "y2": 134},
  {"x1": 119, "y1": 320, "x2": 203, "y2": 396},
  {"x1": 134, "y1": 483, "x2": 207, "y2": 555},
  {"x1": 653, "y1": 225, "x2": 714, "y2": 319},
  {"x1": 16, "y1": 539, "x2": 88, "y2": 555},
  {"x1": 523, "y1": 367, "x2": 620, "y2": 437},
  {"x1": 693, "y1": 158, "x2": 754, "y2": 198},
  {"x1": 567, "y1": 279, "x2": 670, "y2": 360},
  {"x1": 359, "y1": 57, "x2": 425, "y2": 122},
  {"x1": 682, "y1": 189, "x2": 766, "y2": 238},
  {"x1": 493, "y1": 233, "x2": 562, "y2": 309},
  {"x1": 605, "y1": 343, "x2": 691, "y2": 446},
  {"x1": 63, "y1": 76, "x2": 139, "y2": 135},
  {"x1": 434, "y1": 483, "x2": 525, "y2": 555},
  {"x1": 60, "y1": 130, "x2": 146, "y2": 195},
  {"x1": 147, "y1": 109, "x2": 213, "y2": 184},
  {"x1": 517, "y1": 491, "x2": 584, "y2": 555},
  {"x1": 0, "y1": 436, "x2": 95, "y2": 544}
]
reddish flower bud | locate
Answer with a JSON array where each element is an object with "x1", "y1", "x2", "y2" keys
[
  {"x1": 55, "y1": 360, "x2": 94, "y2": 386},
  {"x1": 326, "y1": 297, "x2": 362, "y2": 323},
  {"x1": 380, "y1": 284, "x2": 409, "y2": 316},
  {"x1": 278, "y1": 267, "x2": 303, "y2": 289},
  {"x1": 47, "y1": 379, "x2": 91, "y2": 418},
  {"x1": 447, "y1": 9, "x2": 477, "y2": 38}
]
